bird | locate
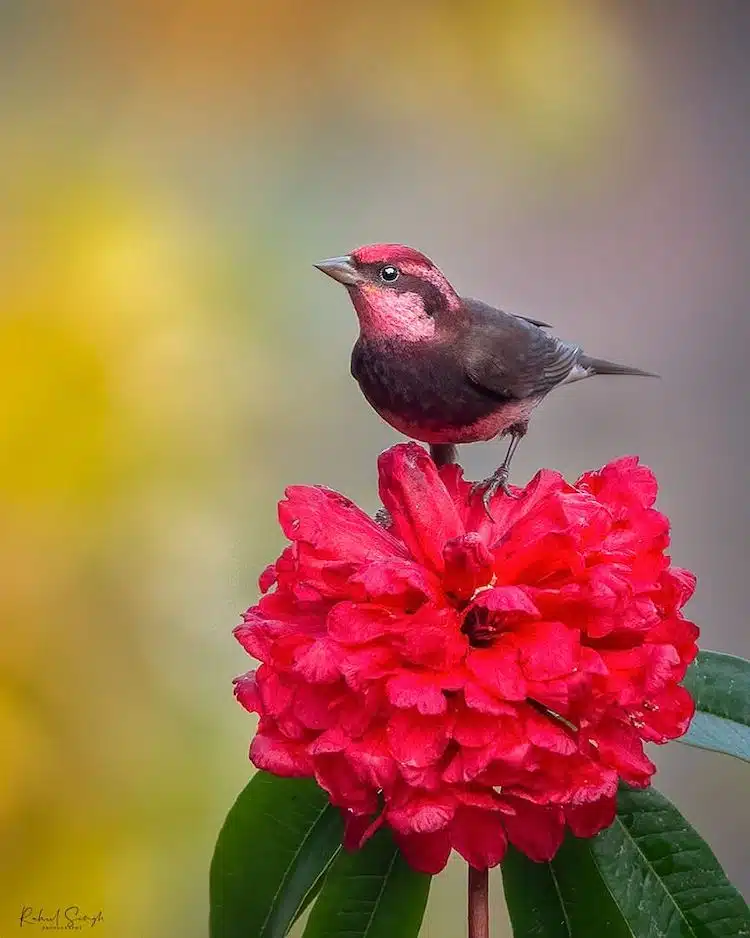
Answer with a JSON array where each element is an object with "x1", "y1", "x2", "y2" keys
[{"x1": 314, "y1": 243, "x2": 657, "y2": 513}]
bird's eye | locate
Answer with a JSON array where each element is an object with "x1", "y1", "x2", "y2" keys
[{"x1": 379, "y1": 265, "x2": 399, "y2": 283}]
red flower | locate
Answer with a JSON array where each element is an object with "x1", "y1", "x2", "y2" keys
[{"x1": 234, "y1": 444, "x2": 698, "y2": 873}]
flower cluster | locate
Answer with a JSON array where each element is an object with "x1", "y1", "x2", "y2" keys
[{"x1": 234, "y1": 444, "x2": 698, "y2": 873}]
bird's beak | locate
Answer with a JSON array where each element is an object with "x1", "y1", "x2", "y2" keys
[{"x1": 313, "y1": 255, "x2": 362, "y2": 286}]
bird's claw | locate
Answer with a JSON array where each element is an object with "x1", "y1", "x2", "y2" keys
[{"x1": 471, "y1": 467, "x2": 519, "y2": 520}]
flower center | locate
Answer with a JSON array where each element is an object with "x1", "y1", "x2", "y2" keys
[{"x1": 461, "y1": 607, "x2": 497, "y2": 647}]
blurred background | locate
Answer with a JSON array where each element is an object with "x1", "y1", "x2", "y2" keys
[{"x1": 1, "y1": 0, "x2": 748, "y2": 934}]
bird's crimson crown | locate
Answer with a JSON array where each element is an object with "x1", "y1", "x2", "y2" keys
[{"x1": 234, "y1": 443, "x2": 698, "y2": 873}]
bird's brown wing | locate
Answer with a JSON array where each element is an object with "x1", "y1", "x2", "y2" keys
[
  {"x1": 515, "y1": 314, "x2": 552, "y2": 328},
  {"x1": 460, "y1": 300, "x2": 580, "y2": 401},
  {"x1": 461, "y1": 296, "x2": 552, "y2": 328}
]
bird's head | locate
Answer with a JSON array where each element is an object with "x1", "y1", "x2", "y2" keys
[{"x1": 314, "y1": 243, "x2": 461, "y2": 342}]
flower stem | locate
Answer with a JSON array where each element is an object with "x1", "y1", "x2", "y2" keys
[
  {"x1": 430, "y1": 443, "x2": 458, "y2": 467},
  {"x1": 468, "y1": 865, "x2": 489, "y2": 938}
]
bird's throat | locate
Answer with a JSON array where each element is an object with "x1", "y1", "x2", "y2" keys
[{"x1": 350, "y1": 285, "x2": 437, "y2": 342}]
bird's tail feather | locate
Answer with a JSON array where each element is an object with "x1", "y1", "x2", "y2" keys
[{"x1": 578, "y1": 354, "x2": 660, "y2": 378}]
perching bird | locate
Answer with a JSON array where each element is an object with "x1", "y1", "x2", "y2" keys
[{"x1": 314, "y1": 243, "x2": 657, "y2": 511}]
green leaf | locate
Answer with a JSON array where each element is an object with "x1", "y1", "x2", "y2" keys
[
  {"x1": 209, "y1": 773, "x2": 343, "y2": 938},
  {"x1": 502, "y1": 841, "x2": 639, "y2": 937},
  {"x1": 584, "y1": 785, "x2": 749, "y2": 935},
  {"x1": 302, "y1": 827, "x2": 431, "y2": 938},
  {"x1": 502, "y1": 786, "x2": 750, "y2": 937},
  {"x1": 681, "y1": 650, "x2": 750, "y2": 763},
  {"x1": 501, "y1": 846, "x2": 571, "y2": 938}
]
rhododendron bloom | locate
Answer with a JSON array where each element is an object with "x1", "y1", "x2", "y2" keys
[{"x1": 234, "y1": 443, "x2": 698, "y2": 874}]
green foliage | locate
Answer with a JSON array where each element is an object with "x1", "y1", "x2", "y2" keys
[
  {"x1": 501, "y1": 848, "x2": 573, "y2": 938},
  {"x1": 210, "y1": 776, "x2": 430, "y2": 938},
  {"x1": 502, "y1": 785, "x2": 750, "y2": 937},
  {"x1": 681, "y1": 651, "x2": 750, "y2": 763},
  {"x1": 302, "y1": 827, "x2": 431, "y2": 938},
  {"x1": 209, "y1": 773, "x2": 343, "y2": 938}
]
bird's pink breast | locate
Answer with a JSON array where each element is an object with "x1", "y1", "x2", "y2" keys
[
  {"x1": 374, "y1": 397, "x2": 541, "y2": 444},
  {"x1": 352, "y1": 285, "x2": 437, "y2": 341}
]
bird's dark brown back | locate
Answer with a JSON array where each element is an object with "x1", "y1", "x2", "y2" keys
[{"x1": 456, "y1": 297, "x2": 581, "y2": 402}]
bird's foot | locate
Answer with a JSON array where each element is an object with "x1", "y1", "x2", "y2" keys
[{"x1": 471, "y1": 466, "x2": 519, "y2": 519}]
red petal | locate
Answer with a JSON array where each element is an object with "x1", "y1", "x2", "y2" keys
[
  {"x1": 452, "y1": 705, "x2": 503, "y2": 747},
  {"x1": 254, "y1": 590, "x2": 330, "y2": 633},
  {"x1": 250, "y1": 733, "x2": 313, "y2": 776},
  {"x1": 507, "y1": 485, "x2": 606, "y2": 547},
  {"x1": 326, "y1": 602, "x2": 395, "y2": 644},
  {"x1": 566, "y1": 796, "x2": 617, "y2": 837},
  {"x1": 647, "y1": 614, "x2": 699, "y2": 663},
  {"x1": 469, "y1": 468, "x2": 571, "y2": 545},
  {"x1": 455, "y1": 788, "x2": 509, "y2": 811},
  {"x1": 463, "y1": 682, "x2": 517, "y2": 716},
  {"x1": 314, "y1": 753, "x2": 378, "y2": 812},
  {"x1": 451, "y1": 806, "x2": 508, "y2": 868},
  {"x1": 234, "y1": 618, "x2": 274, "y2": 662},
  {"x1": 438, "y1": 461, "x2": 471, "y2": 495},
  {"x1": 338, "y1": 645, "x2": 399, "y2": 690},
  {"x1": 502, "y1": 797, "x2": 565, "y2": 861},
  {"x1": 387, "y1": 709, "x2": 452, "y2": 767},
  {"x1": 438, "y1": 463, "x2": 473, "y2": 516},
  {"x1": 630, "y1": 683, "x2": 695, "y2": 742},
  {"x1": 564, "y1": 757, "x2": 619, "y2": 804},
  {"x1": 398, "y1": 762, "x2": 445, "y2": 790},
  {"x1": 577, "y1": 456, "x2": 658, "y2": 511},
  {"x1": 442, "y1": 533, "x2": 494, "y2": 601},
  {"x1": 307, "y1": 726, "x2": 349, "y2": 755},
  {"x1": 442, "y1": 747, "x2": 496, "y2": 784},
  {"x1": 491, "y1": 719, "x2": 533, "y2": 766},
  {"x1": 258, "y1": 563, "x2": 277, "y2": 593},
  {"x1": 233, "y1": 671, "x2": 261, "y2": 713},
  {"x1": 348, "y1": 560, "x2": 439, "y2": 607},
  {"x1": 580, "y1": 646, "x2": 608, "y2": 675},
  {"x1": 589, "y1": 718, "x2": 655, "y2": 786},
  {"x1": 292, "y1": 639, "x2": 342, "y2": 683},
  {"x1": 523, "y1": 705, "x2": 577, "y2": 755},
  {"x1": 293, "y1": 682, "x2": 343, "y2": 731},
  {"x1": 346, "y1": 729, "x2": 400, "y2": 789},
  {"x1": 279, "y1": 485, "x2": 407, "y2": 560},
  {"x1": 386, "y1": 788, "x2": 456, "y2": 834},
  {"x1": 386, "y1": 671, "x2": 448, "y2": 715},
  {"x1": 276, "y1": 546, "x2": 353, "y2": 600},
  {"x1": 397, "y1": 605, "x2": 467, "y2": 670},
  {"x1": 343, "y1": 809, "x2": 383, "y2": 851},
  {"x1": 444, "y1": 714, "x2": 531, "y2": 783},
  {"x1": 378, "y1": 443, "x2": 464, "y2": 572},
  {"x1": 601, "y1": 643, "x2": 681, "y2": 704},
  {"x1": 515, "y1": 621, "x2": 579, "y2": 681},
  {"x1": 394, "y1": 830, "x2": 452, "y2": 874},
  {"x1": 337, "y1": 685, "x2": 385, "y2": 736},
  {"x1": 470, "y1": 585, "x2": 541, "y2": 619},
  {"x1": 641, "y1": 643, "x2": 683, "y2": 693},
  {"x1": 467, "y1": 643, "x2": 527, "y2": 701},
  {"x1": 494, "y1": 536, "x2": 586, "y2": 588},
  {"x1": 437, "y1": 463, "x2": 507, "y2": 545},
  {"x1": 657, "y1": 567, "x2": 697, "y2": 611},
  {"x1": 256, "y1": 667, "x2": 295, "y2": 718}
]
